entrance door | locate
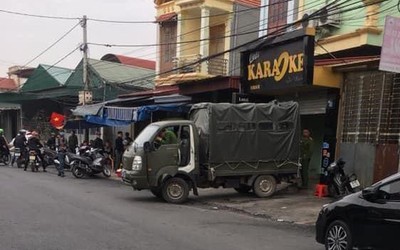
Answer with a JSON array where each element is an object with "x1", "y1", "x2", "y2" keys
[
  {"x1": 209, "y1": 24, "x2": 226, "y2": 75},
  {"x1": 147, "y1": 125, "x2": 180, "y2": 181}
]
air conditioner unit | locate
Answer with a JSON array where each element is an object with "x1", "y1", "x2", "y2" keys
[
  {"x1": 318, "y1": 5, "x2": 341, "y2": 27},
  {"x1": 301, "y1": 9, "x2": 319, "y2": 28}
]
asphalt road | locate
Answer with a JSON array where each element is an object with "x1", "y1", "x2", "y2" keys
[{"x1": 0, "y1": 165, "x2": 322, "y2": 250}]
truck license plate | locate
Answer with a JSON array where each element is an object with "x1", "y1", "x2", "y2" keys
[
  {"x1": 15, "y1": 153, "x2": 20, "y2": 157},
  {"x1": 29, "y1": 155, "x2": 36, "y2": 160},
  {"x1": 350, "y1": 180, "x2": 360, "y2": 188}
]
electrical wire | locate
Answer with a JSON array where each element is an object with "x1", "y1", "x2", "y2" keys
[
  {"x1": 0, "y1": 8, "x2": 79, "y2": 21},
  {"x1": 0, "y1": 0, "x2": 289, "y2": 24},
  {"x1": 24, "y1": 21, "x2": 81, "y2": 67},
  {"x1": 88, "y1": 0, "x2": 292, "y2": 24}
]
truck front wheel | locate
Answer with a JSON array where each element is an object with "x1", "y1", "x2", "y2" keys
[
  {"x1": 162, "y1": 177, "x2": 189, "y2": 204},
  {"x1": 150, "y1": 187, "x2": 163, "y2": 199},
  {"x1": 253, "y1": 175, "x2": 277, "y2": 198}
]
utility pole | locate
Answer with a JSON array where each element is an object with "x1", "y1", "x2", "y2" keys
[
  {"x1": 79, "y1": 15, "x2": 92, "y2": 105},
  {"x1": 82, "y1": 15, "x2": 88, "y2": 92}
]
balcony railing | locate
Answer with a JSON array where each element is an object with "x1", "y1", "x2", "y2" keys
[
  {"x1": 173, "y1": 54, "x2": 228, "y2": 76},
  {"x1": 173, "y1": 54, "x2": 202, "y2": 74}
]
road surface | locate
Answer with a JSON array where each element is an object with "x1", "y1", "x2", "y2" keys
[{"x1": 0, "y1": 166, "x2": 322, "y2": 250}]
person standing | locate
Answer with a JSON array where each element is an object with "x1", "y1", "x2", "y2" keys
[
  {"x1": 57, "y1": 141, "x2": 67, "y2": 177},
  {"x1": 300, "y1": 128, "x2": 313, "y2": 189},
  {"x1": 68, "y1": 130, "x2": 78, "y2": 153},
  {"x1": 114, "y1": 131, "x2": 124, "y2": 171},
  {"x1": 56, "y1": 135, "x2": 67, "y2": 177},
  {"x1": 124, "y1": 132, "x2": 133, "y2": 145},
  {"x1": 47, "y1": 133, "x2": 56, "y2": 150},
  {"x1": 93, "y1": 131, "x2": 104, "y2": 150}
]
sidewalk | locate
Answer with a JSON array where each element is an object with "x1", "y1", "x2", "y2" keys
[{"x1": 194, "y1": 184, "x2": 332, "y2": 226}]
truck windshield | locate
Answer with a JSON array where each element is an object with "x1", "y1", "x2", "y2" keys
[{"x1": 133, "y1": 125, "x2": 159, "y2": 147}]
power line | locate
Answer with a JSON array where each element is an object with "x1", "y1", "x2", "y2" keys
[
  {"x1": 0, "y1": 0, "x2": 287, "y2": 24},
  {"x1": 0, "y1": 8, "x2": 79, "y2": 21},
  {"x1": 24, "y1": 21, "x2": 81, "y2": 67},
  {"x1": 88, "y1": 0, "x2": 291, "y2": 24}
]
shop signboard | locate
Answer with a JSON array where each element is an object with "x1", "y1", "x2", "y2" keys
[
  {"x1": 379, "y1": 16, "x2": 400, "y2": 74},
  {"x1": 241, "y1": 29, "x2": 315, "y2": 93}
]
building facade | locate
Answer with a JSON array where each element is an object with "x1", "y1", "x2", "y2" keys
[
  {"x1": 154, "y1": 0, "x2": 261, "y2": 101},
  {"x1": 300, "y1": 0, "x2": 400, "y2": 185}
]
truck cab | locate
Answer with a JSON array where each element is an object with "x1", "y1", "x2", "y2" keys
[{"x1": 122, "y1": 120, "x2": 199, "y2": 203}]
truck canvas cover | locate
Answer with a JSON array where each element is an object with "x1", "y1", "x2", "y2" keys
[{"x1": 189, "y1": 101, "x2": 300, "y2": 164}]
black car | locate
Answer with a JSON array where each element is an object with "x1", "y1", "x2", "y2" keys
[{"x1": 316, "y1": 173, "x2": 400, "y2": 250}]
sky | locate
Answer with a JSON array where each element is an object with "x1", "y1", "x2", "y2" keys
[{"x1": 0, "y1": 0, "x2": 157, "y2": 76}]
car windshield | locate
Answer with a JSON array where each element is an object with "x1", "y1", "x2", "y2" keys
[
  {"x1": 132, "y1": 124, "x2": 159, "y2": 147},
  {"x1": 371, "y1": 172, "x2": 400, "y2": 188}
]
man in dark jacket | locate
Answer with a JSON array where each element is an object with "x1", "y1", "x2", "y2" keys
[
  {"x1": 68, "y1": 130, "x2": 78, "y2": 153},
  {"x1": 93, "y1": 131, "x2": 104, "y2": 150},
  {"x1": 13, "y1": 130, "x2": 27, "y2": 166},
  {"x1": 114, "y1": 131, "x2": 124, "y2": 171},
  {"x1": 47, "y1": 133, "x2": 56, "y2": 150}
]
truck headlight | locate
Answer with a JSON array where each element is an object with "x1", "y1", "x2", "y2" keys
[{"x1": 132, "y1": 155, "x2": 142, "y2": 171}]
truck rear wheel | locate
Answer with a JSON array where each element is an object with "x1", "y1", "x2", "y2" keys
[
  {"x1": 253, "y1": 175, "x2": 277, "y2": 198},
  {"x1": 162, "y1": 177, "x2": 189, "y2": 204}
]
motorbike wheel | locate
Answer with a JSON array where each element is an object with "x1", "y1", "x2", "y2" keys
[
  {"x1": 102, "y1": 165, "x2": 112, "y2": 178},
  {"x1": 4, "y1": 154, "x2": 11, "y2": 166},
  {"x1": 30, "y1": 163, "x2": 35, "y2": 172},
  {"x1": 71, "y1": 162, "x2": 85, "y2": 179}
]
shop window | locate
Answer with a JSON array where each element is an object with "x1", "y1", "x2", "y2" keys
[
  {"x1": 216, "y1": 122, "x2": 256, "y2": 132},
  {"x1": 267, "y1": 0, "x2": 288, "y2": 33},
  {"x1": 258, "y1": 122, "x2": 274, "y2": 131},
  {"x1": 277, "y1": 121, "x2": 293, "y2": 131}
]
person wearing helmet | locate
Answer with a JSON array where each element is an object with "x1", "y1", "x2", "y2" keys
[
  {"x1": 27, "y1": 131, "x2": 45, "y2": 172},
  {"x1": 0, "y1": 128, "x2": 10, "y2": 160},
  {"x1": 14, "y1": 130, "x2": 28, "y2": 166}
]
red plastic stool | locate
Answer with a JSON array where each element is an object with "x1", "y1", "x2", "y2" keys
[{"x1": 314, "y1": 184, "x2": 328, "y2": 198}]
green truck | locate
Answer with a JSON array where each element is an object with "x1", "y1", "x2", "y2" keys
[{"x1": 122, "y1": 101, "x2": 301, "y2": 203}]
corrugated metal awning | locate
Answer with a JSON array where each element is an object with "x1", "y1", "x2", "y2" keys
[{"x1": 0, "y1": 102, "x2": 21, "y2": 110}]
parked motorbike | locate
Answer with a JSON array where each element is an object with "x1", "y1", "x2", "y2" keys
[
  {"x1": 53, "y1": 151, "x2": 75, "y2": 171},
  {"x1": 27, "y1": 149, "x2": 40, "y2": 172},
  {"x1": 326, "y1": 158, "x2": 360, "y2": 197},
  {"x1": 13, "y1": 147, "x2": 27, "y2": 168},
  {"x1": 70, "y1": 148, "x2": 111, "y2": 179},
  {"x1": 43, "y1": 147, "x2": 57, "y2": 167},
  {"x1": 0, "y1": 150, "x2": 11, "y2": 166}
]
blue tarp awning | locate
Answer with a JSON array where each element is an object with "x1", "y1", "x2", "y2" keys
[
  {"x1": 137, "y1": 103, "x2": 191, "y2": 121},
  {"x1": 85, "y1": 115, "x2": 131, "y2": 127}
]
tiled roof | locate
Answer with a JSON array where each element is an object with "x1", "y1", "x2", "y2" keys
[
  {"x1": 156, "y1": 12, "x2": 177, "y2": 22},
  {"x1": 101, "y1": 54, "x2": 156, "y2": 70},
  {"x1": 236, "y1": 0, "x2": 260, "y2": 7},
  {"x1": 20, "y1": 65, "x2": 73, "y2": 92},
  {"x1": 0, "y1": 78, "x2": 17, "y2": 90},
  {"x1": 65, "y1": 58, "x2": 154, "y2": 90}
]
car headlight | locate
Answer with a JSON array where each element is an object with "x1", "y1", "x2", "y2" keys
[{"x1": 131, "y1": 155, "x2": 142, "y2": 171}]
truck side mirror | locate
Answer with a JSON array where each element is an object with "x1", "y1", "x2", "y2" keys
[{"x1": 143, "y1": 141, "x2": 152, "y2": 152}]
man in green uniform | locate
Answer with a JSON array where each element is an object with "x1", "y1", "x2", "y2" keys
[
  {"x1": 156, "y1": 128, "x2": 177, "y2": 145},
  {"x1": 300, "y1": 128, "x2": 313, "y2": 189}
]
